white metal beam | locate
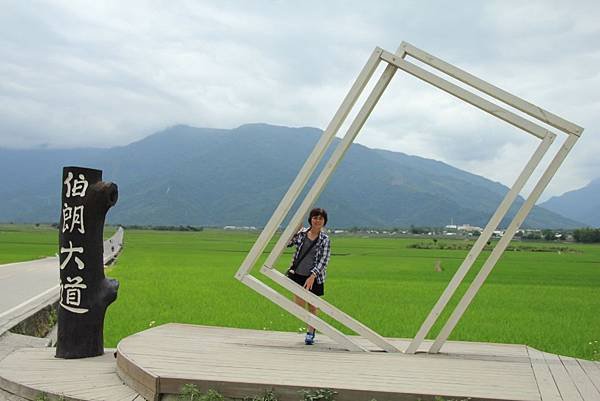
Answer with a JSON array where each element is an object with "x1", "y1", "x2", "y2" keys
[
  {"x1": 405, "y1": 133, "x2": 555, "y2": 354},
  {"x1": 379, "y1": 50, "x2": 551, "y2": 140},
  {"x1": 429, "y1": 134, "x2": 580, "y2": 353},
  {"x1": 234, "y1": 42, "x2": 582, "y2": 356},
  {"x1": 244, "y1": 49, "x2": 405, "y2": 352},
  {"x1": 264, "y1": 60, "x2": 402, "y2": 270},
  {"x1": 235, "y1": 47, "x2": 383, "y2": 280},
  {"x1": 261, "y1": 267, "x2": 400, "y2": 352},
  {"x1": 241, "y1": 275, "x2": 367, "y2": 351},
  {"x1": 400, "y1": 42, "x2": 584, "y2": 137},
  {"x1": 234, "y1": 46, "x2": 404, "y2": 352}
]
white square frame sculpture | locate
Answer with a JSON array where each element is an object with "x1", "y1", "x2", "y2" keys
[{"x1": 235, "y1": 42, "x2": 583, "y2": 354}]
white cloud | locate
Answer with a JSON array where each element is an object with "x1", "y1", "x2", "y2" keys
[{"x1": 0, "y1": 0, "x2": 598, "y2": 200}]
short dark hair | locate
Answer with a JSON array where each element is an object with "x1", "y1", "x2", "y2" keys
[{"x1": 308, "y1": 207, "x2": 328, "y2": 226}]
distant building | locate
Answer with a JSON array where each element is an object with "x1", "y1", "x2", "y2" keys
[
  {"x1": 458, "y1": 224, "x2": 483, "y2": 232},
  {"x1": 224, "y1": 226, "x2": 257, "y2": 230}
]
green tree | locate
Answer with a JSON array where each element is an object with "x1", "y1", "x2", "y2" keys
[
  {"x1": 573, "y1": 227, "x2": 600, "y2": 243},
  {"x1": 542, "y1": 229, "x2": 555, "y2": 241}
]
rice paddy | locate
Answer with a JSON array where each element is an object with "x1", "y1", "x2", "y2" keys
[{"x1": 1, "y1": 225, "x2": 599, "y2": 360}]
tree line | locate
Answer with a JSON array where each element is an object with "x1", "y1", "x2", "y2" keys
[{"x1": 572, "y1": 228, "x2": 600, "y2": 243}]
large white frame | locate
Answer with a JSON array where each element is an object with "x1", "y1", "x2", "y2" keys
[{"x1": 235, "y1": 42, "x2": 583, "y2": 354}]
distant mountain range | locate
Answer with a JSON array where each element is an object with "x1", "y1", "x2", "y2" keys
[
  {"x1": 0, "y1": 123, "x2": 588, "y2": 228},
  {"x1": 540, "y1": 179, "x2": 600, "y2": 227}
]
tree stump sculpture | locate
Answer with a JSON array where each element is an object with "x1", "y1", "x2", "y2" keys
[{"x1": 56, "y1": 166, "x2": 120, "y2": 359}]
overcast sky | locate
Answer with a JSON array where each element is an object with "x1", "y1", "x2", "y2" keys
[{"x1": 1, "y1": 1, "x2": 598, "y2": 201}]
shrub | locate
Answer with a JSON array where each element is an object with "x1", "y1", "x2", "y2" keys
[{"x1": 300, "y1": 388, "x2": 337, "y2": 401}]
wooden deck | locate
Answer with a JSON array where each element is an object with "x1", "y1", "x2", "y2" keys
[
  {"x1": 0, "y1": 347, "x2": 140, "y2": 401},
  {"x1": 115, "y1": 324, "x2": 600, "y2": 401},
  {"x1": 1, "y1": 323, "x2": 599, "y2": 401}
]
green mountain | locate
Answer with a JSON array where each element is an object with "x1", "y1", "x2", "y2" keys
[
  {"x1": 0, "y1": 123, "x2": 582, "y2": 228},
  {"x1": 539, "y1": 179, "x2": 600, "y2": 227}
]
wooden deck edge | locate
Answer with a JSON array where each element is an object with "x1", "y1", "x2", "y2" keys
[
  {"x1": 0, "y1": 347, "x2": 142, "y2": 401},
  {"x1": 116, "y1": 344, "x2": 159, "y2": 401},
  {"x1": 0, "y1": 369, "x2": 51, "y2": 401},
  {"x1": 158, "y1": 375, "x2": 510, "y2": 401},
  {"x1": 0, "y1": 385, "x2": 29, "y2": 401}
]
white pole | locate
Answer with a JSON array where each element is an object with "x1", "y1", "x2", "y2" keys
[
  {"x1": 261, "y1": 267, "x2": 400, "y2": 352},
  {"x1": 429, "y1": 134, "x2": 580, "y2": 353},
  {"x1": 405, "y1": 133, "x2": 555, "y2": 354},
  {"x1": 241, "y1": 275, "x2": 367, "y2": 351},
  {"x1": 263, "y1": 57, "x2": 403, "y2": 270},
  {"x1": 380, "y1": 51, "x2": 551, "y2": 140},
  {"x1": 401, "y1": 42, "x2": 583, "y2": 137},
  {"x1": 252, "y1": 49, "x2": 404, "y2": 352},
  {"x1": 234, "y1": 48, "x2": 383, "y2": 280}
]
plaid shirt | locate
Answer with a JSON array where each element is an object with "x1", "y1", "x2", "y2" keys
[{"x1": 287, "y1": 227, "x2": 331, "y2": 284}]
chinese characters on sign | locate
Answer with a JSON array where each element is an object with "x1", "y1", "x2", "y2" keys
[
  {"x1": 56, "y1": 166, "x2": 119, "y2": 359},
  {"x1": 60, "y1": 173, "x2": 89, "y2": 314}
]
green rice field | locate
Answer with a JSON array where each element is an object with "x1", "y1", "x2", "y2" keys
[
  {"x1": 0, "y1": 224, "x2": 58, "y2": 263},
  {"x1": 1, "y1": 225, "x2": 599, "y2": 360}
]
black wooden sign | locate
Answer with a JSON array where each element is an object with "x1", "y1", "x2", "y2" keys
[{"x1": 56, "y1": 166, "x2": 120, "y2": 359}]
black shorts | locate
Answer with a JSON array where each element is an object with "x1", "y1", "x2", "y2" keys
[{"x1": 287, "y1": 271, "x2": 324, "y2": 296}]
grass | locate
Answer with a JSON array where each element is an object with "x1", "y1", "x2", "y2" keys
[
  {"x1": 2, "y1": 225, "x2": 598, "y2": 360},
  {"x1": 0, "y1": 224, "x2": 58, "y2": 263},
  {"x1": 0, "y1": 224, "x2": 117, "y2": 264}
]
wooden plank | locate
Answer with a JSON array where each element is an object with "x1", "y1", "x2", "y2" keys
[
  {"x1": 0, "y1": 374, "x2": 42, "y2": 401},
  {"x1": 543, "y1": 352, "x2": 584, "y2": 401},
  {"x1": 115, "y1": 325, "x2": 540, "y2": 401},
  {"x1": 116, "y1": 354, "x2": 158, "y2": 401},
  {"x1": 117, "y1": 347, "x2": 159, "y2": 391},
  {"x1": 0, "y1": 325, "x2": 562, "y2": 401},
  {"x1": 156, "y1": 360, "x2": 536, "y2": 397},
  {"x1": 146, "y1": 323, "x2": 531, "y2": 360},
  {"x1": 560, "y1": 356, "x2": 600, "y2": 401},
  {"x1": 0, "y1": 348, "x2": 141, "y2": 401},
  {"x1": 578, "y1": 359, "x2": 600, "y2": 394},
  {"x1": 159, "y1": 376, "x2": 487, "y2": 401},
  {"x1": 527, "y1": 347, "x2": 562, "y2": 401},
  {"x1": 0, "y1": 386, "x2": 28, "y2": 401}
]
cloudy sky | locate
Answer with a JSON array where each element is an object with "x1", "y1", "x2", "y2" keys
[{"x1": 1, "y1": 1, "x2": 598, "y2": 201}]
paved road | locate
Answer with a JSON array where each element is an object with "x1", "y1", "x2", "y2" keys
[{"x1": 0, "y1": 257, "x2": 59, "y2": 315}]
